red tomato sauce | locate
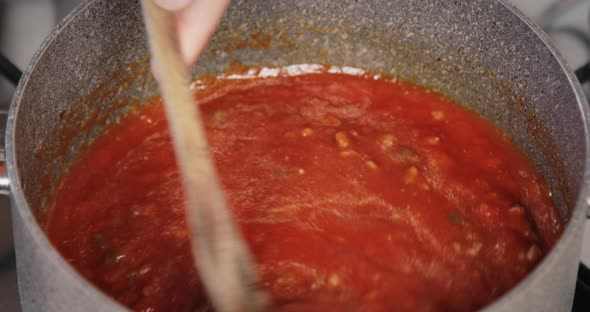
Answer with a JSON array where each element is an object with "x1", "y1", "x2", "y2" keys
[{"x1": 45, "y1": 71, "x2": 563, "y2": 311}]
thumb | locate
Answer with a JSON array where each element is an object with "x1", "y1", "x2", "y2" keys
[{"x1": 177, "y1": 0, "x2": 230, "y2": 66}]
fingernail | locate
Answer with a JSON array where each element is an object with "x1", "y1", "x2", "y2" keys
[{"x1": 154, "y1": 0, "x2": 191, "y2": 11}]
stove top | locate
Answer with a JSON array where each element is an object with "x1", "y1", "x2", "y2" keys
[{"x1": 0, "y1": 0, "x2": 590, "y2": 311}]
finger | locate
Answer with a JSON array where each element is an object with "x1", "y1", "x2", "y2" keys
[
  {"x1": 154, "y1": 0, "x2": 192, "y2": 11},
  {"x1": 150, "y1": 58, "x2": 162, "y2": 82},
  {"x1": 176, "y1": 0, "x2": 230, "y2": 66}
]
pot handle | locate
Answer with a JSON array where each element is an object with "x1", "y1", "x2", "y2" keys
[
  {"x1": 0, "y1": 53, "x2": 22, "y2": 196},
  {"x1": 574, "y1": 63, "x2": 590, "y2": 219},
  {"x1": 575, "y1": 62, "x2": 590, "y2": 84}
]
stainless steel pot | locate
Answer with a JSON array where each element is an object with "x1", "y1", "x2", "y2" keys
[{"x1": 3, "y1": 0, "x2": 589, "y2": 311}]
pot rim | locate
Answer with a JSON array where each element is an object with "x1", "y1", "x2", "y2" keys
[
  {"x1": 6, "y1": 0, "x2": 129, "y2": 309},
  {"x1": 480, "y1": 1, "x2": 590, "y2": 310},
  {"x1": 5, "y1": 0, "x2": 590, "y2": 311}
]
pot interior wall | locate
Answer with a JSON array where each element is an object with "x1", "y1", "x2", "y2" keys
[{"x1": 13, "y1": 0, "x2": 585, "y2": 228}]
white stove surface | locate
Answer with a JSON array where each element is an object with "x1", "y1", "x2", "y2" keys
[{"x1": 1, "y1": 0, "x2": 590, "y2": 310}]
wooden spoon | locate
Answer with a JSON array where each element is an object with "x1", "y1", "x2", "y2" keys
[{"x1": 140, "y1": 1, "x2": 267, "y2": 311}]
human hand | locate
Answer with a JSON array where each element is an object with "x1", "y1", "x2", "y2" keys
[{"x1": 154, "y1": 0, "x2": 230, "y2": 67}]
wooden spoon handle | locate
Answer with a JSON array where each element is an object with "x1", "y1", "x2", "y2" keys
[{"x1": 140, "y1": 1, "x2": 267, "y2": 311}]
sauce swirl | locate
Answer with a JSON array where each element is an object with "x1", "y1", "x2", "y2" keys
[{"x1": 46, "y1": 71, "x2": 562, "y2": 311}]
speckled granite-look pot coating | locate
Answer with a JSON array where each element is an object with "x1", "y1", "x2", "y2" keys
[{"x1": 5, "y1": 0, "x2": 590, "y2": 311}]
